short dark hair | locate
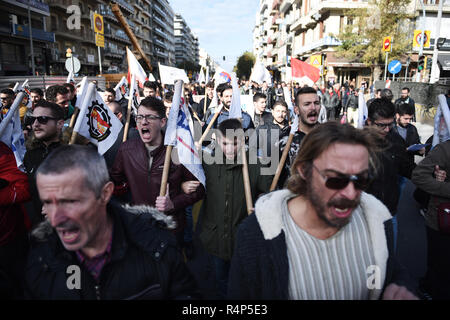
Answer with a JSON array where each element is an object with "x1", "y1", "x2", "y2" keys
[
  {"x1": 216, "y1": 83, "x2": 232, "y2": 96},
  {"x1": 295, "y1": 86, "x2": 317, "y2": 106},
  {"x1": 217, "y1": 118, "x2": 243, "y2": 136},
  {"x1": 368, "y1": 98, "x2": 395, "y2": 121},
  {"x1": 206, "y1": 81, "x2": 214, "y2": 89},
  {"x1": 138, "y1": 96, "x2": 166, "y2": 118},
  {"x1": 253, "y1": 92, "x2": 266, "y2": 102},
  {"x1": 287, "y1": 122, "x2": 379, "y2": 195},
  {"x1": 45, "y1": 85, "x2": 69, "y2": 103},
  {"x1": 376, "y1": 89, "x2": 382, "y2": 94},
  {"x1": 63, "y1": 83, "x2": 75, "y2": 93},
  {"x1": 396, "y1": 103, "x2": 415, "y2": 116},
  {"x1": 30, "y1": 88, "x2": 44, "y2": 96},
  {"x1": 34, "y1": 100, "x2": 65, "y2": 120},
  {"x1": 272, "y1": 100, "x2": 288, "y2": 110},
  {"x1": 380, "y1": 88, "x2": 393, "y2": 101},
  {"x1": 1, "y1": 88, "x2": 15, "y2": 97},
  {"x1": 401, "y1": 87, "x2": 410, "y2": 93},
  {"x1": 143, "y1": 81, "x2": 158, "y2": 90},
  {"x1": 105, "y1": 87, "x2": 116, "y2": 97}
]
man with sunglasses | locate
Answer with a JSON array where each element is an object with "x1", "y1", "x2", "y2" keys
[
  {"x1": 365, "y1": 98, "x2": 415, "y2": 252},
  {"x1": 228, "y1": 122, "x2": 418, "y2": 300},
  {"x1": 110, "y1": 96, "x2": 205, "y2": 247},
  {"x1": 23, "y1": 100, "x2": 65, "y2": 226}
]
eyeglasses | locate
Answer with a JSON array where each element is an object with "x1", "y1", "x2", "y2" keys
[
  {"x1": 312, "y1": 164, "x2": 371, "y2": 191},
  {"x1": 30, "y1": 116, "x2": 57, "y2": 124},
  {"x1": 135, "y1": 114, "x2": 162, "y2": 122},
  {"x1": 373, "y1": 121, "x2": 395, "y2": 129}
]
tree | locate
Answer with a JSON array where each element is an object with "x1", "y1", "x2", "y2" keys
[
  {"x1": 234, "y1": 51, "x2": 255, "y2": 80},
  {"x1": 334, "y1": 0, "x2": 414, "y2": 81}
]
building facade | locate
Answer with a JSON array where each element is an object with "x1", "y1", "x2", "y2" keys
[
  {"x1": 0, "y1": 0, "x2": 55, "y2": 76},
  {"x1": 253, "y1": 0, "x2": 450, "y2": 86},
  {"x1": 174, "y1": 14, "x2": 199, "y2": 69}
]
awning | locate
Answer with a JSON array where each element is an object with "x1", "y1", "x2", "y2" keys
[{"x1": 438, "y1": 54, "x2": 450, "y2": 71}]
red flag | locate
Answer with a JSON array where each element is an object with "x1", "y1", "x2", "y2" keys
[{"x1": 291, "y1": 57, "x2": 320, "y2": 86}]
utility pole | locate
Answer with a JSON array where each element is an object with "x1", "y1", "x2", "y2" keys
[
  {"x1": 416, "y1": 0, "x2": 426, "y2": 82},
  {"x1": 429, "y1": 0, "x2": 444, "y2": 83},
  {"x1": 27, "y1": 0, "x2": 36, "y2": 75}
]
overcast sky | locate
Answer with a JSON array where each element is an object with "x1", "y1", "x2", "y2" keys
[{"x1": 169, "y1": 0, "x2": 259, "y2": 72}]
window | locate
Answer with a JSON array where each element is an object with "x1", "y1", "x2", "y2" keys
[{"x1": 1, "y1": 43, "x2": 25, "y2": 64}]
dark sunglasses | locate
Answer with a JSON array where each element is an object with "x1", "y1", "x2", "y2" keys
[
  {"x1": 373, "y1": 121, "x2": 395, "y2": 129},
  {"x1": 312, "y1": 164, "x2": 371, "y2": 190},
  {"x1": 30, "y1": 116, "x2": 57, "y2": 124}
]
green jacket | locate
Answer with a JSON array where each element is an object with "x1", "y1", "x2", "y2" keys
[{"x1": 199, "y1": 156, "x2": 272, "y2": 260}]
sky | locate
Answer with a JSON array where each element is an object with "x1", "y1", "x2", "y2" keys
[{"x1": 169, "y1": 0, "x2": 259, "y2": 72}]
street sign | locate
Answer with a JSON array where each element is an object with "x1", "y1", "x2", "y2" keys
[
  {"x1": 65, "y1": 56, "x2": 81, "y2": 74},
  {"x1": 309, "y1": 55, "x2": 322, "y2": 69},
  {"x1": 413, "y1": 30, "x2": 431, "y2": 48},
  {"x1": 388, "y1": 60, "x2": 402, "y2": 74},
  {"x1": 383, "y1": 36, "x2": 392, "y2": 52},
  {"x1": 93, "y1": 13, "x2": 104, "y2": 34},
  {"x1": 95, "y1": 33, "x2": 105, "y2": 47}
]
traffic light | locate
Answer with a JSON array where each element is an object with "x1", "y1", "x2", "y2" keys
[
  {"x1": 418, "y1": 55, "x2": 425, "y2": 71},
  {"x1": 426, "y1": 57, "x2": 432, "y2": 70}
]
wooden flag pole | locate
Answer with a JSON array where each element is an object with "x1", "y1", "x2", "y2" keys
[
  {"x1": 68, "y1": 107, "x2": 80, "y2": 129},
  {"x1": 111, "y1": 3, "x2": 152, "y2": 71},
  {"x1": 160, "y1": 145, "x2": 173, "y2": 197},
  {"x1": 202, "y1": 91, "x2": 207, "y2": 121},
  {"x1": 69, "y1": 129, "x2": 78, "y2": 145},
  {"x1": 241, "y1": 143, "x2": 253, "y2": 215},
  {"x1": 197, "y1": 107, "x2": 221, "y2": 146},
  {"x1": 270, "y1": 133, "x2": 294, "y2": 191}
]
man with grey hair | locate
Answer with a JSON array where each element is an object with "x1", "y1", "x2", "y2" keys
[{"x1": 25, "y1": 145, "x2": 199, "y2": 299}]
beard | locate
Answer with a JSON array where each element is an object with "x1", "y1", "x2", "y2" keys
[
  {"x1": 306, "y1": 179, "x2": 360, "y2": 229},
  {"x1": 299, "y1": 110, "x2": 319, "y2": 127}
]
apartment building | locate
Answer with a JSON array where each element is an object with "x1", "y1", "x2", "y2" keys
[
  {"x1": 0, "y1": 0, "x2": 55, "y2": 76},
  {"x1": 174, "y1": 14, "x2": 199, "y2": 69},
  {"x1": 254, "y1": 0, "x2": 450, "y2": 85}
]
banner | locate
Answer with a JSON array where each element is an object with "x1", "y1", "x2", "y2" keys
[
  {"x1": 126, "y1": 47, "x2": 148, "y2": 88},
  {"x1": 74, "y1": 83, "x2": 123, "y2": 155},
  {"x1": 159, "y1": 63, "x2": 189, "y2": 85},
  {"x1": 164, "y1": 80, "x2": 205, "y2": 187}
]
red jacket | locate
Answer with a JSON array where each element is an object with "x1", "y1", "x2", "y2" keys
[
  {"x1": 110, "y1": 137, "x2": 205, "y2": 233},
  {"x1": 0, "y1": 142, "x2": 31, "y2": 246}
]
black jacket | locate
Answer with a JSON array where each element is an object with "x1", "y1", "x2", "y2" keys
[
  {"x1": 228, "y1": 190, "x2": 417, "y2": 300},
  {"x1": 24, "y1": 201, "x2": 199, "y2": 300},
  {"x1": 344, "y1": 91, "x2": 358, "y2": 111},
  {"x1": 392, "y1": 124, "x2": 422, "y2": 168},
  {"x1": 366, "y1": 131, "x2": 415, "y2": 215},
  {"x1": 23, "y1": 140, "x2": 62, "y2": 226},
  {"x1": 253, "y1": 111, "x2": 273, "y2": 129},
  {"x1": 323, "y1": 92, "x2": 340, "y2": 110}
]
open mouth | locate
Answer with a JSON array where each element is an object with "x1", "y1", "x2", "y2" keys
[
  {"x1": 307, "y1": 112, "x2": 318, "y2": 122},
  {"x1": 331, "y1": 205, "x2": 353, "y2": 218},
  {"x1": 57, "y1": 227, "x2": 80, "y2": 244},
  {"x1": 140, "y1": 128, "x2": 151, "y2": 139}
]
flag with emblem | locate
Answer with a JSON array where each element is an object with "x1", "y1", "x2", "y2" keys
[
  {"x1": 213, "y1": 66, "x2": 231, "y2": 85},
  {"x1": 164, "y1": 80, "x2": 205, "y2": 187},
  {"x1": 114, "y1": 76, "x2": 128, "y2": 101},
  {"x1": 73, "y1": 83, "x2": 123, "y2": 155}
]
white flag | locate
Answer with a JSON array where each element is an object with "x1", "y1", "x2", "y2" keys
[
  {"x1": 127, "y1": 47, "x2": 148, "y2": 88},
  {"x1": 15, "y1": 79, "x2": 32, "y2": 109},
  {"x1": 357, "y1": 87, "x2": 368, "y2": 129},
  {"x1": 159, "y1": 63, "x2": 189, "y2": 85},
  {"x1": 213, "y1": 66, "x2": 231, "y2": 85},
  {"x1": 148, "y1": 73, "x2": 156, "y2": 82},
  {"x1": 290, "y1": 114, "x2": 299, "y2": 135},
  {"x1": 114, "y1": 76, "x2": 128, "y2": 101},
  {"x1": 164, "y1": 80, "x2": 206, "y2": 187},
  {"x1": 0, "y1": 93, "x2": 27, "y2": 168},
  {"x1": 205, "y1": 66, "x2": 210, "y2": 83},
  {"x1": 432, "y1": 94, "x2": 450, "y2": 147},
  {"x1": 250, "y1": 61, "x2": 271, "y2": 85},
  {"x1": 75, "y1": 77, "x2": 88, "y2": 109},
  {"x1": 66, "y1": 71, "x2": 75, "y2": 84},
  {"x1": 283, "y1": 87, "x2": 294, "y2": 115},
  {"x1": 74, "y1": 83, "x2": 123, "y2": 155},
  {"x1": 198, "y1": 68, "x2": 206, "y2": 84},
  {"x1": 229, "y1": 72, "x2": 242, "y2": 119}
]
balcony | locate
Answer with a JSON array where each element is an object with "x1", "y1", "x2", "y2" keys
[
  {"x1": 280, "y1": 0, "x2": 294, "y2": 13},
  {"x1": 153, "y1": 15, "x2": 167, "y2": 30},
  {"x1": 154, "y1": 38, "x2": 166, "y2": 46},
  {"x1": 111, "y1": 0, "x2": 134, "y2": 14},
  {"x1": 154, "y1": 27, "x2": 165, "y2": 38},
  {"x1": 105, "y1": 30, "x2": 131, "y2": 44},
  {"x1": 294, "y1": 35, "x2": 341, "y2": 55},
  {"x1": 271, "y1": 0, "x2": 280, "y2": 14},
  {"x1": 153, "y1": 4, "x2": 166, "y2": 17},
  {"x1": 260, "y1": 0, "x2": 268, "y2": 13},
  {"x1": 155, "y1": 50, "x2": 168, "y2": 58}
]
